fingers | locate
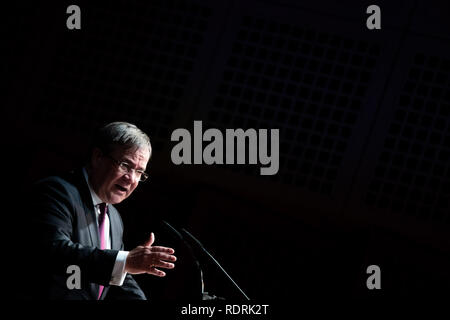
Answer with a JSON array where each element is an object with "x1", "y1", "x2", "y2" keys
[
  {"x1": 144, "y1": 260, "x2": 175, "y2": 278},
  {"x1": 127, "y1": 238, "x2": 177, "y2": 277},
  {"x1": 149, "y1": 251, "x2": 177, "y2": 263},
  {"x1": 149, "y1": 246, "x2": 175, "y2": 254},
  {"x1": 152, "y1": 260, "x2": 175, "y2": 270},
  {"x1": 142, "y1": 233, "x2": 175, "y2": 255},
  {"x1": 147, "y1": 267, "x2": 166, "y2": 277},
  {"x1": 143, "y1": 232, "x2": 155, "y2": 247}
]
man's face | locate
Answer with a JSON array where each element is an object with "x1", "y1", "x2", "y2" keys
[{"x1": 90, "y1": 146, "x2": 150, "y2": 204}]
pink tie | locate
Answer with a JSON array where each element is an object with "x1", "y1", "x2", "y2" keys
[{"x1": 98, "y1": 203, "x2": 108, "y2": 300}]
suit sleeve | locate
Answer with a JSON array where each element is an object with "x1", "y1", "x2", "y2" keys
[
  {"x1": 105, "y1": 274, "x2": 147, "y2": 300},
  {"x1": 30, "y1": 177, "x2": 118, "y2": 286}
]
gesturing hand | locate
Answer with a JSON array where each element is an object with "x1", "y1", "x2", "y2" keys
[{"x1": 125, "y1": 232, "x2": 176, "y2": 277}]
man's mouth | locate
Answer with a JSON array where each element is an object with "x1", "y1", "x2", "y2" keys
[{"x1": 115, "y1": 184, "x2": 128, "y2": 192}]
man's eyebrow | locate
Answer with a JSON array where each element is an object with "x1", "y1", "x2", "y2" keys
[{"x1": 121, "y1": 157, "x2": 146, "y2": 171}]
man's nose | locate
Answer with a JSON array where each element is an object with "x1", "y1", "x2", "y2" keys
[{"x1": 124, "y1": 171, "x2": 138, "y2": 184}]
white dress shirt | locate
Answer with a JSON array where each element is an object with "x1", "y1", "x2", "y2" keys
[{"x1": 82, "y1": 168, "x2": 129, "y2": 286}]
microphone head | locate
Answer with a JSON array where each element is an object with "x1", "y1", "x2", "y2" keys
[
  {"x1": 181, "y1": 228, "x2": 206, "y2": 250},
  {"x1": 161, "y1": 220, "x2": 184, "y2": 241}
]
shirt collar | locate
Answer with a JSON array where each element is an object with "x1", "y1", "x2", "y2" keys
[{"x1": 82, "y1": 167, "x2": 105, "y2": 207}]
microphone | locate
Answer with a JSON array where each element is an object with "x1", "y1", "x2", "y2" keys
[
  {"x1": 161, "y1": 220, "x2": 189, "y2": 249},
  {"x1": 161, "y1": 220, "x2": 203, "y2": 298},
  {"x1": 180, "y1": 228, "x2": 251, "y2": 301}
]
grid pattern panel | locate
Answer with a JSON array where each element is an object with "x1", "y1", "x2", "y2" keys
[
  {"x1": 207, "y1": 15, "x2": 380, "y2": 196},
  {"x1": 366, "y1": 53, "x2": 450, "y2": 223},
  {"x1": 34, "y1": 1, "x2": 211, "y2": 150}
]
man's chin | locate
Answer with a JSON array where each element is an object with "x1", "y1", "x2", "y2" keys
[{"x1": 109, "y1": 194, "x2": 127, "y2": 204}]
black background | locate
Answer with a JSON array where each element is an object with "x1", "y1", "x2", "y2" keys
[{"x1": 4, "y1": 0, "x2": 450, "y2": 306}]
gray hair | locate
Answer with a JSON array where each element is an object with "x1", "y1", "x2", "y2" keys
[{"x1": 92, "y1": 121, "x2": 151, "y2": 157}]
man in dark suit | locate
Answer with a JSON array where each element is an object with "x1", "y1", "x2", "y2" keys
[{"x1": 24, "y1": 122, "x2": 176, "y2": 300}]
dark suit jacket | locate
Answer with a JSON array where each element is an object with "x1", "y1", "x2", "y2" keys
[{"x1": 24, "y1": 168, "x2": 146, "y2": 300}]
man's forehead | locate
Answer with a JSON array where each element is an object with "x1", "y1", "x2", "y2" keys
[{"x1": 114, "y1": 146, "x2": 151, "y2": 161}]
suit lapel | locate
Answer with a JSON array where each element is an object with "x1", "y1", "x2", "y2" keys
[
  {"x1": 73, "y1": 169, "x2": 100, "y2": 248},
  {"x1": 84, "y1": 202, "x2": 100, "y2": 248},
  {"x1": 70, "y1": 169, "x2": 101, "y2": 299}
]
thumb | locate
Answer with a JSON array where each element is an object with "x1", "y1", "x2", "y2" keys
[{"x1": 144, "y1": 232, "x2": 155, "y2": 247}]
